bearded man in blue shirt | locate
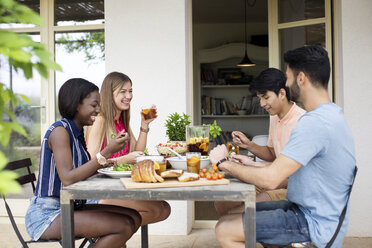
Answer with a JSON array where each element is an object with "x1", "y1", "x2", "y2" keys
[{"x1": 210, "y1": 45, "x2": 356, "y2": 248}]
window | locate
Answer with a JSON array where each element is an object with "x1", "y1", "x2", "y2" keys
[{"x1": 0, "y1": 1, "x2": 104, "y2": 186}]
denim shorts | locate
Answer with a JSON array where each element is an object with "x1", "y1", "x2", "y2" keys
[
  {"x1": 243, "y1": 200, "x2": 311, "y2": 245},
  {"x1": 25, "y1": 196, "x2": 61, "y2": 241}
]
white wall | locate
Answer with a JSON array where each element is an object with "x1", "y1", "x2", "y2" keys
[
  {"x1": 105, "y1": 0, "x2": 190, "y2": 155},
  {"x1": 337, "y1": 0, "x2": 372, "y2": 237},
  {"x1": 105, "y1": 0, "x2": 193, "y2": 235}
]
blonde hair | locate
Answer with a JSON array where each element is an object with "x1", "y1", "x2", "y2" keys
[{"x1": 100, "y1": 71, "x2": 134, "y2": 150}]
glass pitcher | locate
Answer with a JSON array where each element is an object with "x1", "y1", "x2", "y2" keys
[{"x1": 186, "y1": 125, "x2": 209, "y2": 155}]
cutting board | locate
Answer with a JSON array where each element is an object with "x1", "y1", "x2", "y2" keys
[{"x1": 120, "y1": 177, "x2": 230, "y2": 189}]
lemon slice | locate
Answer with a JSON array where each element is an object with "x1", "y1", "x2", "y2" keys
[
  {"x1": 153, "y1": 161, "x2": 160, "y2": 170},
  {"x1": 142, "y1": 109, "x2": 150, "y2": 115}
]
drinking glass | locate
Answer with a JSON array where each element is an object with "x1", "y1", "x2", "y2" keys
[
  {"x1": 228, "y1": 142, "x2": 239, "y2": 155},
  {"x1": 186, "y1": 125, "x2": 209, "y2": 155},
  {"x1": 186, "y1": 152, "x2": 201, "y2": 174},
  {"x1": 141, "y1": 105, "x2": 157, "y2": 120}
]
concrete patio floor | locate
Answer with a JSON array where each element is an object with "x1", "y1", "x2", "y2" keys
[{"x1": 0, "y1": 223, "x2": 371, "y2": 248}]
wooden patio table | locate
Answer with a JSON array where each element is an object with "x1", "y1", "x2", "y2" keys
[{"x1": 60, "y1": 174, "x2": 256, "y2": 248}]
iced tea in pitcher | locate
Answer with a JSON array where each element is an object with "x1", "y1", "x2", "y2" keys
[{"x1": 186, "y1": 125, "x2": 209, "y2": 155}]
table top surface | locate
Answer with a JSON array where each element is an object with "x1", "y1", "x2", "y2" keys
[{"x1": 61, "y1": 174, "x2": 256, "y2": 203}]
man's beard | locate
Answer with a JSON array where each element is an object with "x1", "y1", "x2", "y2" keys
[{"x1": 289, "y1": 79, "x2": 301, "y2": 102}]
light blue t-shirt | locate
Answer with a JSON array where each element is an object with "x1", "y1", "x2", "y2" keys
[{"x1": 282, "y1": 103, "x2": 356, "y2": 248}]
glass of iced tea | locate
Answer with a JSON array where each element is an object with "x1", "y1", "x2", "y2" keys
[
  {"x1": 186, "y1": 125, "x2": 209, "y2": 155},
  {"x1": 155, "y1": 158, "x2": 166, "y2": 175},
  {"x1": 186, "y1": 152, "x2": 201, "y2": 174},
  {"x1": 228, "y1": 142, "x2": 239, "y2": 155},
  {"x1": 141, "y1": 105, "x2": 157, "y2": 120}
]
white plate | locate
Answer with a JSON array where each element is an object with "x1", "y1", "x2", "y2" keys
[{"x1": 97, "y1": 167, "x2": 131, "y2": 178}]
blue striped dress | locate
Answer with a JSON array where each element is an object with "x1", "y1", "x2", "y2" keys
[{"x1": 35, "y1": 118, "x2": 89, "y2": 197}]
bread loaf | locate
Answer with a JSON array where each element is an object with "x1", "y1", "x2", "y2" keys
[
  {"x1": 131, "y1": 160, "x2": 164, "y2": 183},
  {"x1": 161, "y1": 169, "x2": 184, "y2": 178},
  {"x1": 177, "y1": 172, "x2": 199, "y2": 182}
]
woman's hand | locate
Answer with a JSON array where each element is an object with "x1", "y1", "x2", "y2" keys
[
  {"x1": 106, "y1": 130, "x2": 130, "y2": 155},
  {"x1": 124, "y1": 151, "x2": 144, "y2": 164},
  {"x1": 232, "y1": 131, "x2": 251, "y2": 149},
  {"x1": 141, "y1": 105, "x2": 157, "y2": 126}
]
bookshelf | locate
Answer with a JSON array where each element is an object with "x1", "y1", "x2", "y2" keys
[{"x1": 195, "y1": 43, "x2": 270, "y2": 139}]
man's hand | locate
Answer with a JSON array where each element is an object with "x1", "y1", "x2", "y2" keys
[
  {"x1": 230, "y1": 154, "x2": 256, "y2": 166},
  {"x1": 209, "y1": 144, "x2": 229, "y2": 164},
  {"x1": 232, "y1": 131, "x2": 251, "y2": 149}
]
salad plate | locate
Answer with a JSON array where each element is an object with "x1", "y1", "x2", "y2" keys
[{"x1": 97, "y1": 167, "x2": 132, "y2": 178}]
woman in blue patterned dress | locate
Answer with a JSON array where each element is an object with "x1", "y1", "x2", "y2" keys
[{"x1": 25, "y1": 78, "x2": 141, "y2": 248}]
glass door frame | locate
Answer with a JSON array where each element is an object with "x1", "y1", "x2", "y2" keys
[
  {"x1": 268, "y1": 0, "x2": 333, "y2": 100},
  {"x1": 4, "y1": 0, "x2": 105, "y2": 139}
]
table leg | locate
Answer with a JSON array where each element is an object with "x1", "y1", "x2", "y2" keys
[
  {"x1": 245, "y1": 200, "x2": 256, "y2": 248},
  {"x1": 61, "y1": 191, "x2": 74, "y2": 248},
  {"x1": 141, "y1": 224, "x2": 148, "y2": 248}
]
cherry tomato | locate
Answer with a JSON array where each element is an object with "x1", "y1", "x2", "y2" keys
[
  {"x1": 213, "y1": 167, "x2": 219, "y2": 172},
  {"x1": 205, "y1": 173, "x2": 212, "y2": 180},
  {"x1": 199, "y1": 172, "x2": 205, "y2": 178},
  {"x1": 212, "y1": 175, "x2": 218, "y2": 180},
  {"x1": 202, "y1": 168, "x2": 207, "y2": 173},
  {"x1": 218, "y1": 173, "x2": 225, "y2": 179}
]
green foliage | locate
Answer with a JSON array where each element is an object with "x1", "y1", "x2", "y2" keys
[
  {"x1": 0, "y1": 150, "x2": 21, "y2": 195},
  {"x1": 0, "y1": 0, "x2": 61, "y2": 195},
  {"x1": 204, "y1": 120, "x2": 222, "y2": 139},
  {"x1": 0, "y1": 0, "x2": 41, "y2": 25},
  {"x1": 56, "y1": 32, "x2": 105, "y2": 62},
  {"x1": 165, "y1": 113, "x2": 191, "y2": 141}
]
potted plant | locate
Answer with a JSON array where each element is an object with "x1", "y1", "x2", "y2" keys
[
  {"x1": 165, "y1": 112, "x2": 191, "y2": 141},
  {"x1": 203, "y1": 120, "x2": 222, "y2": 151},
  {"x1": 157, "y1": 113, "x2": 191, "y2": 156}
]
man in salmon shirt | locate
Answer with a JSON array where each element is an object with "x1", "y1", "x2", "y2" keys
[{"x1": 214, "y1": 68, "x2": 305, "y2": 216}]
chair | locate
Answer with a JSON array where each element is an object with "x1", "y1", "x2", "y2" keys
[
  {"x1": 247, "y1": 134, "x2": 269, "y2": 162},
  {"x1": 2, "y1": 158, "x2": 95, "y2": 248}
]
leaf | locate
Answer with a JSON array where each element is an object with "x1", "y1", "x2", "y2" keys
[
  {"x1": 0, "y1": 151, "x2": 7, "y2": 169},
  {"x1": 35, "y1": 62, "x2": 49, "y2": 78},
  {"x1": 0, "y1": 170, "x2": 22, "y2": 195},
  {"x1": 0, "y1": 121, "x2": 12, "y2": 146}
]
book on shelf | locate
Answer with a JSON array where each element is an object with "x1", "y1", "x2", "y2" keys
[{"x1": 201, "y1": 67, "x2": 216, "y2": 85}]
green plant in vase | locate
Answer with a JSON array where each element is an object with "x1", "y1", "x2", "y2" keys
[
  {"x1": 203, "y1": 120, "x2": 222, "y2": 151},
  {"x1": 204, "y1": 120, "x2": 222, "y2": 139}
]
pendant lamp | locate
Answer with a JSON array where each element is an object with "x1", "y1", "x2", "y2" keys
[{"x1": 237, "y1": 0, "x2": 256, "y2": 67}]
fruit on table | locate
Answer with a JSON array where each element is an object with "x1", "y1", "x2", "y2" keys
[
  {"x1": 187, "y1": 137, "x2": 209, "y2": 155},
  {"x1": 199, "y1": 163, "x2": 225, "y2": 180}
]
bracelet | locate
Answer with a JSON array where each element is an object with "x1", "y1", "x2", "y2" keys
[
  {"x1": 216, "y1": 157, "x2": 229, "y2": 167},
  {"x1": 140, "y1": 127, "x2": 149, "y2": 133}
]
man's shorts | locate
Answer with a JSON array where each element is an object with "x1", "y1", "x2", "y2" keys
[
  {"x1": 242, "y1": 200, "x2": 311, "y2": 246},
  {"x1": 256, "y1": 186, "x2": 287, "y2": 201}
]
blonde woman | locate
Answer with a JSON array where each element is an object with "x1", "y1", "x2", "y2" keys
[{"x1": 86, "y1": 72, "x2": 170, "y2": 225}]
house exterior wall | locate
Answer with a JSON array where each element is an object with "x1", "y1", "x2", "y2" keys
[
  {"x1": 336, "y1": 0, "x2": 372, "y2": 237},
  {"x1": 105, "y1": 0, "x2": 193, "y2": 235},
  {"x1": 105, "y1": 0, "x2": 372, "y2": 237}
]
